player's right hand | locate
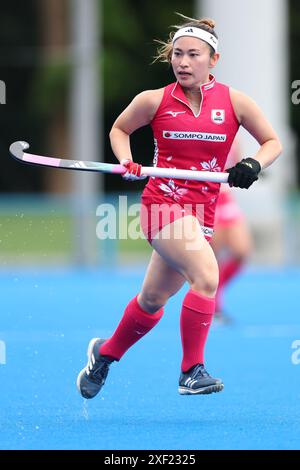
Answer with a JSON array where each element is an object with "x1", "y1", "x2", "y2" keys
[{"x1": 121, "y1": 159, "x2": 146, "y2": 181}]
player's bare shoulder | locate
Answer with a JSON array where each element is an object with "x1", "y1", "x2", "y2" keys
[
  {"x1": 230, "y1": 87, "x2": 257, "y2": 106},
  {"x1": 133, "y1": 88, "x2": 165, "y2": 122},
  {"x1": 229, "y1": 88, "x2": 259, "y2": 124}
]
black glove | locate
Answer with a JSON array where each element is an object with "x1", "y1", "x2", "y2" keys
[{"x1": 227, "y1": 158, "x2": 261, "y2": 189}]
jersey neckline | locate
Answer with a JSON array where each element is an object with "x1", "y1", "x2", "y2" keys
[{"x1": 171, "y1": 74, "x2": 216, "y2": 118}]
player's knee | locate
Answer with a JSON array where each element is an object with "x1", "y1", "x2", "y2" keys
[
  {"x1": 192, "y1": 279, "x2": 218, "y2": 297},
  {"x1": 138, "y1": 291, "x2": 167, "y2": 314},
  {"x1": 190, "y1": 268, "x2": 219, "y2": 298}
]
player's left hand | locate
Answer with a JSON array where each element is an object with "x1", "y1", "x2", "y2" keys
[
  {"x1": 226, "y1": 157, "x2": 261, "y2": 189},
  {"x1": 121, "y1": 159, "x2": 147, "y2": 181}
]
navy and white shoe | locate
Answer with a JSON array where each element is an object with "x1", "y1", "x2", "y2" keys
[
  {"x1": 77, "y1": 338, "x2": 113, "y2": 399},
  {"x1": 178, "y1": 364, "x2": 224, "y2": 395}
]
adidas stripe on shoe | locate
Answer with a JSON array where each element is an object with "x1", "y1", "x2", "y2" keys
[
  {"x1": 178, "y1": 363, "x2": 224, "y2": 395},
  {"x1": 77, "y1": 338, "x2": 113, "y2": 399}
]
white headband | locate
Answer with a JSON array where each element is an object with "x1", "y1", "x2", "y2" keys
[{"x1": 172, "y1": 27, "x2": 218, "y2": 52}]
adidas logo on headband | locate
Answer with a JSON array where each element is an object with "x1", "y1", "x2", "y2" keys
[{"x1": 172, "y1": 27, "x2": 218, "y2": 52}]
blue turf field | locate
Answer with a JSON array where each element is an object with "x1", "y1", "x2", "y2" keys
[{"x1": 0, "y1": 266, "x2": 300, "y2": 450}]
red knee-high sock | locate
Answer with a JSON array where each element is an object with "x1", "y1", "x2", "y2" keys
[
  {"x1": 216, "y1": 257, "x2": 243, "y2": 312},
  {"x1": 99, "y1": 295, "x2": 164, "y2": 360},
  {"x1": 180, "y1": 290, "x2": 215, "y2": 372}
]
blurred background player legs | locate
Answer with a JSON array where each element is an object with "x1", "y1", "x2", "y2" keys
[{"x1": 211, "y1": 189, "x2": 252, "y2": 324}]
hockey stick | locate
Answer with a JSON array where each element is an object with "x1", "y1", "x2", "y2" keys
[{"x1": 9, "y1": 141, "x2": 229, "y2": 183}]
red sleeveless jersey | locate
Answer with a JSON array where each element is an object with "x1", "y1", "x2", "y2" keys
[{"x1": 141, "y1": 75, "x2": 240, "y2": 231}]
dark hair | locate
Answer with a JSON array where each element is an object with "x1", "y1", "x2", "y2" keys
[{"x1": 153, "y1": 13, "x2": 218, "y2": 63}]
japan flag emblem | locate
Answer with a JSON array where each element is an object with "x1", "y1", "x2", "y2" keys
[{"x1": 211, "y1": 109, "x2": 225, "y2": 124}]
